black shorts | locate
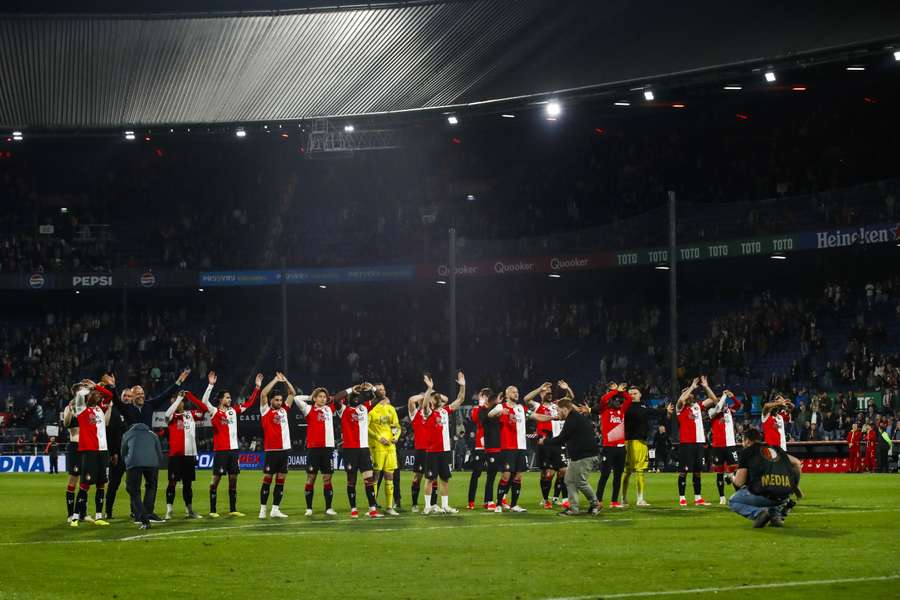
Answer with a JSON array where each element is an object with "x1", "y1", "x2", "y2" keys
[
  {"x1": 413, "y1": 449, "x2": 428, "y2": 474},
  {"x1": 342, "y1": 448, "x2": 374, "y2": 473},
  {"x1": 710, "y1": 446, "x2": 740, "y2": 472},
  {"x1": 426, "y1": 451, "x2": 452, "y2": 481},
  {"x1": 168, "y1": 455, "x2": 197, "y2": 482},
  {"x1": 678, "y1": 443, "x2": 706, "y2": 473},
  {"x1": 264, "y1": 450, "x2": 289, "y2": 474},
  {"x1": 67, "y1": 448, "x2": 81, "y2": 476},
  {"x1": 537, "y1": 443, "x2": 567, "y2": 471},
  {"x1": 485, "y1": 450, "x2": 502, "y2": 473},
  {"x1": 79, "y1": 450, "x2": 108, "y2": 485},
  {"x1": 601, "y1": 446, "x2": 626, "y2": 471},
  {"x1": 471, "y1": 449, "x2": 486, "y2": 472},
  {"x1": 306, "y1": 447, "x2": 334, "y2": 474},
  {"x1": 499, "y1": 449, "x2": 529, "y2": 474},
  {"x1": 213, "y1": 450, "x2": 241, "y2": 476}
]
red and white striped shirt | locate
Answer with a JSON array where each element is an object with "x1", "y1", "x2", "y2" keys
[
  {"x1": 261, "y1": 404, "x2": 292, "y2": 451},
  {"x1": 297, "y1": 397, "x2": 335, "y2": 449},
  {"x1": 762, "y1": 410, "x2": 790, "y2": 451},
  {"x1": 497, "y1": 403, "x2": 527, "y2": 451},
  {"x1": 337, "y1": 401, "x2": 373, "y2": 449},
  {"x1": 426, "y1": 406, "x2": 454, "y2": 452},
  {"x1": 76, "y1": 405, "x2": 107, "y2": 452},
  {"x1": 207, "y1": 388, "x2": 259, "y2": 452},
  {"x1": 678, "y1": 402, "x2": 706, "y2": 444},
  {"x1": 410, "y1": 409, "x2": 430, "y2": 451},
  {"x1": 709, "y1": 396, "x2": 742, "y2": 448},
  {"x1": 166, "y1": 390, "x2": 209, "y2": 457},
  {"x1": 534, "y1": 403, "x2": 561, "y2": 439}
]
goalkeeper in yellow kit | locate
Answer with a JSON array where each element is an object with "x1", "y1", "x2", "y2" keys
[{"x1": 368, "y1": 384, "x2": 401, "y2": 515}]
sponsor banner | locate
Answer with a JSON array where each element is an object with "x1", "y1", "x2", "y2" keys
[
  {"x1": 26, "y1": 272, "x2": 49, "y2": 289},
  {"x1": 825, "y1": 390, "x2": 883, "y2": 410},
  {"x1": 279, "y1": 450, "x2": 416, "y2": 470},
  {"x1": 613, "y1": 235, "x2": 799, "y2": 267},
  {"x1": 0, "y1": 454, "x2": 65, "y2": 473},
  {"x1": 284, "y1": 265, "x2": 415, "y2": 284},
  {"x1": 4, "y1": 223, "x2": 900, "y2": 291},
  {"x1": 72, "y1": 274, "x2": 114, "y2": 288},
  {"x1": 139, "y1": 271, "x2": 157, "y2": 288},
  {"x1": 803, "y1": 222, "x2": 900, "y2": 250},
  {"x1": 420, "y1": 253, "x2": 613, "y2": 279},
  {"x1": 196, "y1": 452, "x2": 264, "y2": 470},
  {"x1": 199, "y1": 270, "x2": 282, "y2": 287},
  {"x1": 200, "y1": 267, "x2": 415, "y2": 287}
]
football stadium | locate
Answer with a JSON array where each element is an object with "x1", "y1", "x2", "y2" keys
[{"x1": 1, "y1": 1, "x2": 900, "y2": 598}]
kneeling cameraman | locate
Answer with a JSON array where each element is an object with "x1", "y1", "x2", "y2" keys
[{"x1": 728, "y1": 428, "x2": 802, "y2": 528}]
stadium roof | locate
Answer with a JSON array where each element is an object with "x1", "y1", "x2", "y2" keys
[{"x1": 0, "y1": 0, "x2": 898, "y2": 129}]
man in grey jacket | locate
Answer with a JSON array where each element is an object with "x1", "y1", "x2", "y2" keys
[{"x1": 122, "y1": 422, "x2": 164, "y2": 529}]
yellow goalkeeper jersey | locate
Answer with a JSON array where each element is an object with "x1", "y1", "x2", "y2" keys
[{"x1": 368, "y1": 401, "x2": 400, "y2": 447}]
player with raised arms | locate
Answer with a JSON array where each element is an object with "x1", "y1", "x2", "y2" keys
[
  {"x1": 421, "y1": 372, "x2": 467, "y2": 514},
  {"x1": 672, "y1": 376, "x2": 717, "y2": 506},
  {"x1": 163, "y1": 383, "x2": 212, "y2": 520},
  {"x1": 201, "y1": 371, "x2": 261, "y2": 518},
  {"x1": 258, "y1": 372, "x2": 297, "y2": 519}
]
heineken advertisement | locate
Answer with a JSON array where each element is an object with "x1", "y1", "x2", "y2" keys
[
  {"x1": 613, "y1": 234, "x2": 798, "y2": 267},
  {"x1": 803, "y1": 222, "x2": 900, "y2": 250}
]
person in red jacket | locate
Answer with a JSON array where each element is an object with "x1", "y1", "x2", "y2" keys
[
  {"x1": 595, "y1": 382, "x2": 634, "y2": 508},
  {"x1": 846, "y1": 423, "x2": 862, "y2": 473},
  {"x1": 863, "y1": 424, "x2": 877, "y2": 472}
]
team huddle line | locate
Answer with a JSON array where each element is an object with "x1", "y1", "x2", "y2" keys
[{"x1": 61, "y1": 370, "x2": 803, "y2": 529}]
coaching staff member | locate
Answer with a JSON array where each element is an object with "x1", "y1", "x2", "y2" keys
[
  {"x1": 122, "y1": 422, "x2": 164, "y2": 529},
  {"x1": 728, "y1": 428, "x2": 802, "y2": 528},
  {"x1": 546, "y1": 399, "x2": 601, "y2": 516}
]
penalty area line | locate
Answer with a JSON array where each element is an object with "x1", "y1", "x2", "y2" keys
[{"x1": 544, "y1": 573, "x2": 900, "y2": 600}]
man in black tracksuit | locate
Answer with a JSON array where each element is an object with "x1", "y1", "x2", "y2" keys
[
  {"x1": 104, "y1": 399, "x2": 127, "y2": 519},
  {"x1": 115, "y1": 369, "x2": 191, "y2": 427},
  {"x1": 113, "y1": 369, "x2": 189, "y2": 517},
  {"x1": 546, "y1": 399, "x2": 601, "y2": 515}
]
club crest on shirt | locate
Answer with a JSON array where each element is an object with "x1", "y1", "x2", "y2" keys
[{"x1": 351, "y1": 407, "x2": 368, "y2": 423}]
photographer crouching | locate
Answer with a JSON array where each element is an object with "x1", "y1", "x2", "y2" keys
[{"x1": 728, "y1": 428, "x2": 803, "y2": 528}]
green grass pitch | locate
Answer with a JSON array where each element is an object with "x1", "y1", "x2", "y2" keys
[{"x1": 1, "y1": 472, "x2": 898, "y2": 599}]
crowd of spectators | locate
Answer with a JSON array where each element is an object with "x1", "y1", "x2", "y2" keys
[
  {"x1": 2, "y1": 271, "x2": 898, "y2": 465},
  {"x1": 0, "y1": 304, "x2": 228, "y2": 452}
]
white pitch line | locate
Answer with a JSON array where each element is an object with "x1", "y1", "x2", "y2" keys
[{"x1": 545, "y1": 573, "x2": 900, "y2": 600}]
